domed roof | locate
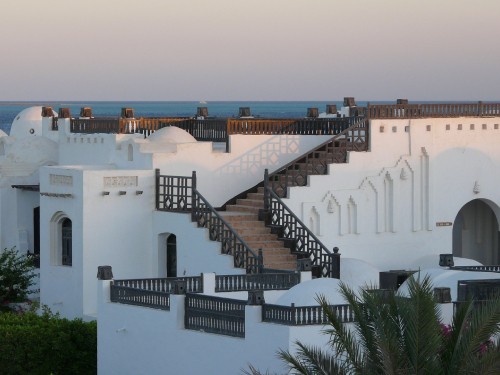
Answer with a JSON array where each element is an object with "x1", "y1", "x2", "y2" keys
[
  {"x1": 398, "y1": 268, "x2": 500, "y2": 301},
  {"x1": 409, "y1": 255, "x2": 482, "y2": 270},
  {"x1": 10, "y1": 106, "x2": 56, "y2": 138},
  {"x1": 341, "y1": 258, "x2": 381, "y2": 289},
  {"x1": 148, "y1": 126, "x2": 197, "y2": 144},
  {"x1": 5, "y1": 136, "x2": 58, "y2": 164},
  {"x1": 275, "y1": 278, "x2": 349, "y2": 306}
]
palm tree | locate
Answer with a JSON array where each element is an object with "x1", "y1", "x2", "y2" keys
[{"x1": 246, "y1": 275, "x2": 500, "y2": 375}]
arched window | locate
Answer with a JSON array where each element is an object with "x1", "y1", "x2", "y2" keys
[{"x1": 61, "y1": 218, "x2": 72, "y2": 266}]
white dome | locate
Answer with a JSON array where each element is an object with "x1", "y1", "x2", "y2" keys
[
  {"x1": 10, "y1": 106, "x2": 56, "y2": 138},
  {"x1": 398, "y1": 268, "x2": 500, "y2": 301},
  {"x1": 0, "y1": 129, "x2": 7, "y2": 138},
  {"x1": 148, "y1": 126, "x2": 197, "y2": 144},
  {"x1": 275, "y1": 278, "x2": 349, "y2": 306},
  {"x1": 409, "y1": 255, "x2": 482, "y2": 270},
  {"x1": 340, "y1": 258, "x2": 381, "y2": 289},
  {"x1": 6, "y1": 136, "x2": 58, "y2": 165}
]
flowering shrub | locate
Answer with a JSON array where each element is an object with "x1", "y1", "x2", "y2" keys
[{"x1": 0, "y1": 247, "x2": 37, "y2": 306}]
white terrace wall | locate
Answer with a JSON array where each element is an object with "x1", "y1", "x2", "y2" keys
[
  {"x1": 97, "y1": 280, "x2": 331, "y2": 375},
  {"x1": 148, "y1": 134, "x2": 332, "y2": 207},
  {"x1": 40, "y1": 166, "x2": 154, "y2": 319},
  {"x1": 285, "y1": 117, "x2": 500, "y2": 270},
  {"x1": 56, "y1": 118, "x2": 138, "y2": 166},
  {"x1": 152, "y1": 211, "x2": 245, "y2": 277}
]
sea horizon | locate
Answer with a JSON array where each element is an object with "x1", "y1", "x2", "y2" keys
[{"x1": 0, "y1": 99, "x2": 493, "y2": 135}]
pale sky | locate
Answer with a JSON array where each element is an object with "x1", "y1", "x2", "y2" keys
[{"x1": 1, "y1": 0, "x2": 499, "y2": 101}]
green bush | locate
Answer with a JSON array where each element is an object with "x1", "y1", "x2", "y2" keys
[
  {"x1": 0, "y1": 310, "x2": 97, "y2": 375},
  {"x1": 0, "y1": 247, "x2": 37, "y2": 306}
]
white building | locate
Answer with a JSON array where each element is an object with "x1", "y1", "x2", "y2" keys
[{"x1": 1, "y1": 101, "x2": 499, "y2": 374}]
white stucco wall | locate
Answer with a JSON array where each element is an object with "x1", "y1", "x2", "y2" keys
[
  {"x1": 149, "y1": 134, "x2": 332, "y2": 206},
  {"x1": 285, "y1": 117, "x2": 500, "y2": 270},
  {"x1": 40, "y1": 166, "x2": 155, "y2": 319},
  {"x1": 152, "y1": 211, "x2": 244, "y2": 277},
  {"x1": 97, "y1": 279, "x2": 332, "y2": 375}
]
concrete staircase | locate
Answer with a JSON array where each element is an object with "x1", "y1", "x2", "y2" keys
[{"x1": 219, "y1": 187, "x2": 297, "y2": 271}]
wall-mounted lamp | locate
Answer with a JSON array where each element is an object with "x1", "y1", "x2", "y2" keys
[
  {"x1": 102, "y1": 191, "x2": 110, "y2": 196},
  {"x1": 136, "y1": 190, "x2": 143, "y2": 195},
  {"x1": 119, "y1": 191, "x2": 126, "y2": 195}
]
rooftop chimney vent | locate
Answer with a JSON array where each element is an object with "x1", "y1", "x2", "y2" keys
[
  {"x1": 326, "y1": 104, "x2": 337, "y2": 114},
  {"x1": 306, "y1": 108, "x2": 319, "y2": 118},
  {"x1": 121, "y1": 108, "x2": 135, "y2": 118},
  {"x1": 58, "y1": 108, "x2": 71, "y2": 119},
  {"x1": 343, "y1": 97, "x2": 356, "y2": 107}
]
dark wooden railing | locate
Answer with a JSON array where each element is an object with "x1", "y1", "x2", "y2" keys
[
  {"x1": 262, "y1": 303, "x2": 355, "y2": 325},
  {"x1": 266, "y1": 117, "x2": 368, "y2": 198},
  {"x1": 227, "y1": 117, "x2": 355, "y2": 135},
  {"x1": 215, "y1": 272, "x2": 300, "y2": 292},
  {"x1": 263, "y1": 183, "x2": 339, "y2": 278},
  {"x1": 367, "y1": 102, "x2": 500, "y2": 119},
  {"x1": 113, "y1": 276, "x2": 203, "y2": 293},
  {"x1": 155, "y1": 170, "x2": 263, "y2": 273},
  {"x1": 110, "y1": 285, "x2": 170, "y2": 310},
  {"x1": 110, "y1": 276, "x2": 203, "y2": 310},
  {"x1": 185, "y1": 293, "x2": 246, "y2": 338},
  {"x1": 70, "y1": 118, "x2": 121, "y2": 133},
  {"x1": 159, "y1": 118, "x2": 228, "y2": 142},
  {"x1": 450, "y1": 265, "x2": 500, "y2": 273}
]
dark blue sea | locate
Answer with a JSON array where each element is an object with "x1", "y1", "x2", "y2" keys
[{"x1": 0, "y1": 101, "x2": 373, "y2": 135}]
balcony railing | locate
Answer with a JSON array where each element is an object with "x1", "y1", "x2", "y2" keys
[
  {"x1": 266, "y1": 117, "x2": 368, "y2": 198},
  {"x1": 113, "y1": 276, "x2": 203, "y2": 293},
  {"x1": 263, "y1": 183, "x2": 340, "y2": 278},
  {"x1": 215, "y1": 272, "x2": 300, "y2": 292},
  {"x1": 185, "y1": 293, "x2": 246, "y2": 338},
  {"x1": 367, "y1": 102, "x2": 500, "y2": 119},
  {"x1": 110, "y1": 276, "x2": 203, "y2": 310},
  {"x1": 450, "y1": 265, "x2": 500, "y2": 273},
  {"x1": 262, "y1": 303, "x2": 355, "y2": 325}
]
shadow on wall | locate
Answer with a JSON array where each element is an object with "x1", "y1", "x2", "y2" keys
[{"x1": 214, "y1": 134, "x2": 302, "y2": 178}]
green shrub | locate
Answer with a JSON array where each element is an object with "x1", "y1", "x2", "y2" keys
[
  {"x1": 0, "y1": 247, "x2": 37, "y2": 306},
  {"x1": 0, "y1": 310, "x2": 97, "y2": 375}
]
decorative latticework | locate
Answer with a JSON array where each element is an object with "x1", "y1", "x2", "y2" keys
[{"x1": 156, "y1": 170, "x2": 263, "y2": 274}]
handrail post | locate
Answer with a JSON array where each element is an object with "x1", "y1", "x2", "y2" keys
[
  {"x1": 155, "y1": 168, "x2": 160, "y2": 210},
  {"x1": 264, "y1": 169, "x2": 270, "y2": 211},
  {"x1": 331, "y1": 247, "x2": 340, "y2": 279},
  {"x1": 258, "y1": 248, "x2": 264, "y2": 274},
  {"x1": 191, "y1": 171, "x2": 197, "y2": 221}
]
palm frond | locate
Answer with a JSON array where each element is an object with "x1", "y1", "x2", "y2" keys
[{"x1": 278, "y1": 341, "x2": 345, "y2": 375}]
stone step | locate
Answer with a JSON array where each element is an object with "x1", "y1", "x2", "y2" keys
[
  {"x1": 247, "y1": 192, "x2": 264, "y2": 200},
  {"x1": 240, "y1": 233, "x2": 277, "y2": 242},
  {"x1": 264, "y1": 262, "x2": 297, "y2": 271},
  {"x1": 226, "y1": 221, "x2": 267, "y2": 230},
  {"x1": 246, "y1": 240, "x2": 286, "y2": 249},
  {"x1": 237, "y1": 227, "x2": 272, "y2": 236},
  {"x1": 259, "y1": 248, "x2": 294, "y2": 257},
  {"x1": 219, "y1": 212, "x2": 259, "y2": 221},
  {"x1": 226, "y1": 205, "x2": 260, "y2": 214},
  {"x1": 236, "y1": 198, "x2": 264, "y2": 208}
]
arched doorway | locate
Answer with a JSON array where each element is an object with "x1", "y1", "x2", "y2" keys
[
  {"x1": 452, "y1": 199, "x2": 500, "y2": 264},
  {"x1": 166, "y1": 234, "x2": 177, "y2": 277}
]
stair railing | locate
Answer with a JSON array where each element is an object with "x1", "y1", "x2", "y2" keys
[
  {"x1": 156, "y1": 169, "x2": 263, "y2": 273},
  {"x1": 267, "y1": 116, "x2": 369, "y2": 198},
  {"x1": 263, "y1": 169, "x2": 340, "y2": 278}
]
